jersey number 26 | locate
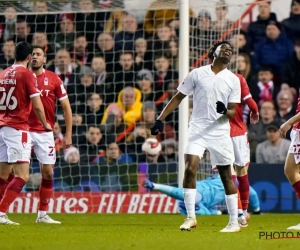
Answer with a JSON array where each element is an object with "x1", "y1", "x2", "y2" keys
[{"x1": 0, "y1": 87, "x2": 17, "y2": 110}]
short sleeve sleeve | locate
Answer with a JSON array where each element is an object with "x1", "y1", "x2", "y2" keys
[
  {"x1": 240, "y1": 76, "x2": 251, "y2": 101},
  {"x1": 228, "y1": 76, "x2": 241, "y2": 103},
  {"x1": 26, "y1": 72, "x2": 40, "y2": 98},
  {"x1": 177, "y1": 71, "x2": 194, "y2": 96},
  {"x1": 54, "y1": 75, "x2": 68, "y2": 101}
]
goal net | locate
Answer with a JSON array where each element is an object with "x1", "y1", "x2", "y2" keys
[{"x1": 2, "y1": 0, "x2": 249, "y2": 213}]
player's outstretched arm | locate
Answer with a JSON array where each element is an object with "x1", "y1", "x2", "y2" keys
[
  {"x1": 151, "y1": 91, "x2": 186, "y2": 135},
  {"x1": 157, "y1": 91, "x2": 186, "y2": 121},
  {"x1": 31, "y1": 96, "x2": 52, "y2": 131},
  {"x1": 60, "y1": 98, "x2": 72, "y2": 148}
]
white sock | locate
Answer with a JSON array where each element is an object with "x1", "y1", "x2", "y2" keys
[
  {"x1": 0, "y1": 212, "x2": 5, "y2": 216},
  {"x1": 38, "y1": 210, "x2": 47, "y2": 218},
  {"x1": 183, "y1": 188, "x2": 196, "y2": 219},
  {"x1": 243, "y1": 209, "x2": 248, "y2": 217},
  {"x1": 225, "y1": 193, "x2": 238, "y2": 224},
  {"x1": 238, "y1": 209, "x2": 243, "y2": 215}
]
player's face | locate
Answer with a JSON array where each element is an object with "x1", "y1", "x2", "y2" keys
[
  {"x1": 31, "y1": 48, "x2": 46, "y2": 69},
  {"x1": 216, "y1": 43, "x2": 233, "y2": 63}
]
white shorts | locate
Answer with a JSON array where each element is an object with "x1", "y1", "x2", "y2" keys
[
  {"x1": 231, "y1": 133, "x2": 250, "y2": 167},
  {"x1": 0, "y1": 126, "x2": 31, "y2": 163},
  {"x1": 31, "y1": 131, "x2": 56, "y2": 165},
  {"x1": 185, "y1": 133, "x2": 234, "y2": 166},
  {"x1": 288, "y1": 129, "x2": 300, "y2": 164}
]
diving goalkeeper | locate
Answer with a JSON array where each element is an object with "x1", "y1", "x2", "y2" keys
[{"x1": 142, "y1": 175, "x2": 260, "y2": 215}]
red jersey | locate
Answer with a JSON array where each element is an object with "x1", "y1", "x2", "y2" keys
[
  {"x1": 28, "y1": 69, "x2": 68, "y2": 132},
  {"x1": 230, "y1": 74, "x2": 252, "y2": 137},
  {"x1": 0, "y1": 65, "x2": 39, "y2": 131},
  {"x1": 293, "y1": 94, "x2": 300, "y2": 130}
]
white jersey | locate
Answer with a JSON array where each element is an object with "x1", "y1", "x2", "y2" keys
[{"x1": 177, "y1": 64, "x2": 241, "y2": 138}]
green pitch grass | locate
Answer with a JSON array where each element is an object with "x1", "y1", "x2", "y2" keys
[{"x1": 0, "y1": 214, "x2": 300, "y2": 250}]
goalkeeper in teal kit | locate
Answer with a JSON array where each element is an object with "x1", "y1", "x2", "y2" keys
[{"x1": 143, "y1": 175, "x2": 260, "y2": 215}]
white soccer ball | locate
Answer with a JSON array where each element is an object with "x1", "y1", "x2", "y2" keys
[{"x1": 142, "y1": 138, "x2": 162, "y2": 155}]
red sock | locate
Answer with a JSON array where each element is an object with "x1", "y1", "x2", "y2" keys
[
  {"x1": 237, "y1": 175, "x2": 250, "y2": 210},
  {"x1": 292, "y1": 180, "x2": 300, "y2": 199},
  {"x1": 0, "y1": 174, "x2": 14, "y2": 201},
  {"x1": 38, "y1": 179, "x2": 53, "y2": 211},
  {"x1": 237, "y1": 189, "x2": 242, "y2": 210},
  {"x1": 0, "y1": 177, "x2": 26, "y2": 213}
]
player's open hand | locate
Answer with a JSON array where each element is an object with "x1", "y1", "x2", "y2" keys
[
  {"x1": 279, "y1": 121, "x2": 292, "y2": 138},
  {"x1": 150, "y1": 120, "x2": 163, "y2": 135},
  {"x1": 250, "y1": 112, "x2": 259, "y2": 124},
  {"x1": 216, "y1": 101, "x2": 227, "y2": 114},
  {"x1": 63, "y1": 135, "x2": 72, "y2": 149},
  {"x1": 43, "y1": 123, "x2": 52, "y2": 132}
]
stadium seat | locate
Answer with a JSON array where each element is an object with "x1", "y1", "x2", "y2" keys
[{"x1": 74, "y1": 181, "x2": 101, "y2": 192}]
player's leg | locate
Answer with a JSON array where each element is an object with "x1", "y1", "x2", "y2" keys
[
  {"x1": 236, "y1": 165, "x2": 249, "y2": 216},
  {"x1": 33, "y1": 132, "x2": 60, "y2": 224},
  {"x1": 0, "y1": 164, "x2": 13, "y2": 201},
  {"x1": 0, "y1": 128, "x2": 32, "y2": 225},
  {"x1": 179, "y1": 135, "x2": 206, "y2": 231},
  {"x1": 209, "y1": 136, "x2": 240, "y2": 232}
]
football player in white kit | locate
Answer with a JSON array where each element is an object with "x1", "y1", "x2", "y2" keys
[{"x1": 151, "y1": 41, "x2": 241, "y2": 232}]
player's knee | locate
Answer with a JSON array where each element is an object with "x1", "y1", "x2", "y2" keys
[
  {"x1": 41, "y1": 168, "x2": 54, "y2": 180},
  {"x1": 284, "y1": 165, "x2": 295, "y2": 179}
]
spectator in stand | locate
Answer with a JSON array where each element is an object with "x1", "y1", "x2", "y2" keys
[
  {"x1": 75, "y1": 0, "x2": 110, "y2": 42},
  {"x1": 0, "y1": 39, "x2": 14, "y2": 70},
  {"x1": 230, "y1": 30, "x2": 251, "y2": 56},
  {"x1": 64, "y1": 146, "x2": 80, "y2": 164},
  {"x1": 255, "y1": 122, "x2": 290, "y2": 163},
  {"x1": 136, "y1": 69, "x2": 158, "y2": 102},
  {"x1": 140, "y1": 101, "x2": 176, "y2": 145},
  {"x1": 71, "y1": 114, "x2": 87, "y2": 141},
  {"x1": 282, "y1": 0, "x2": 300, "y2": 42},
  {"x1": 95, "y1": 32, "x2": 116, "y2": 73},
  {"x1": 101, "y1": 86, "x2": 143, "y2": 127},
  {"x1": 70, "y1": 33, "x2": 94, "y2": 66},
  {"x1": 32, "y1": 32, "x2": 55, "y2": 61},
  {"x1": 46, "y1": 49, "x2": 81, "y2": 89},
  {"x1": 126, "y1": 126, "x2": 151, "y2": 162},
  {"x1": 2, "y1": 6, "x2": 17, "y2": 41},
  {"x1": 78, "y1": 126, "x2": 109, "y2": 162},
  {"x1": 236, "y1": 53, "x2": 254, "y2": 83},
  {"x1": 13, "y1": 17, "x2": 32, "y2": 44},
  {"x1": 108, "y1": 51, "x2": 137, "y2": 102},
  {"x1": 104, "y1": 8, "x2": 126, "y2": 34},
  {"x1": 57, "y1": 1, "x2": 72, "y2": 11},
  {"x1": 134, "y1": 38, "x2": 153, "y2": 70},
  {"x1": 253, "y1": 21, "x2": 294, "y2": 76},
  {"x1": 190, "y1": 10, "x2": 218, "y2": 63},
  {"x1": 91, "y1": 55, "x2": 113, "y2": 87},
  {"x1": 249, "y1": 65, "x2": 278, "y2": 106},
  {"x1": 281, "y1": 38, "x2": 300, "y2": 93},
  {"x1": 96, "y1": 143, "x2": 133, "y2": 164},
  {"x1": 211, "y1": 0, "x2": 233, "y2": 33},
  {"x1": 150, "y1": 23, "x2": 173, "y2": 52},
  {"x1": 84, "y1": 93, "x2": 105, "y2": 126},
  {"x1": 114, "y1": 14, "x2": 143, "y2": 51},
  {"x1": 248, "y1": 100, "x2": 280, "y2": 161},
  {"x1": 247, "y1": 0, "x2": 277, "y2": 51},
  {"x1": 49, "y1": 13, "x2": 75, "y2": 52},
  {"x1": 275, "y1": 89, "x2": 296, "y2": 127},
  {"x1": 26, "y1": 1, "x2": 57, "y2": 37},
  {"x1": 144, "y1": 0, "x2": 194, "y2": 36},
  {"x1": 68, "y1": 66, "x2": 101, "y2": 109},
  {"x1": 154, "y1": 51, "x2": 178, "y2": 95},
  {"x1": 169, "y1": 38, "x2": 179, "y2": 70}
]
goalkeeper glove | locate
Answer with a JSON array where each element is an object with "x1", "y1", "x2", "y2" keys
[
  {"x1": 150, "y1": 120, "x2": 164, "y2": 135},
  {"x1": 216, "y1": 101, "x2": 227, "y2": 114}
]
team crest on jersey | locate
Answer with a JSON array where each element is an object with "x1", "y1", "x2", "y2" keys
[{"x1": 44, "y1": 78, "x2": 48, "y2": 85}]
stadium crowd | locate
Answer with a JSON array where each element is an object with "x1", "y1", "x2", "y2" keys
[{"x1": 0, "y1": 0, "x2": 299, "y2": 190}]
